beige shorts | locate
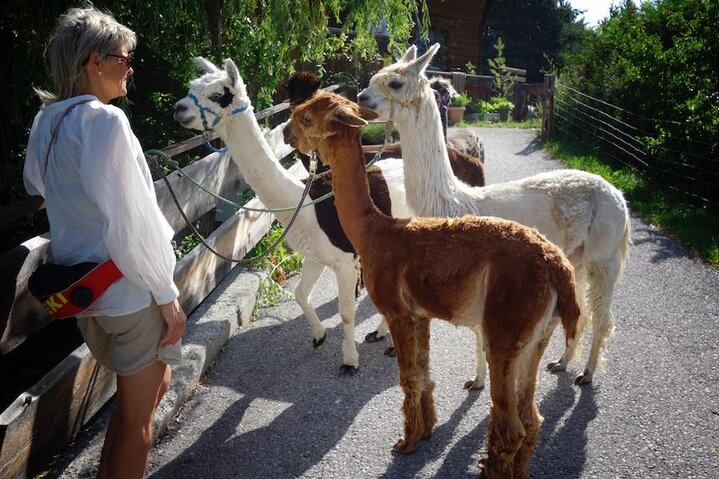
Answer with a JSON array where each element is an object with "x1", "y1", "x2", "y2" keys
[{"x1": 76, "y1": 300, "x2": 182, "y2": 376}]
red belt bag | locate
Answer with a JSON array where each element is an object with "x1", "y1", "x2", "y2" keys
[{"x1": 28, "y1": 259, "x2": 123, "y2": 319}]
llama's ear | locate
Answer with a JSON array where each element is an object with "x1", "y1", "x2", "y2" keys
[
  {"x1": 358, "y1": 107, "x2": 379, "y2": 122},
  {"x1": 334, "y1": 106, "x2": 368, "y2": 127},
  {"x1": 194, "y1": 56, "x2": 220, "y2": 74},
  {"x1": 408, "y1": 43, "x2": 440, "y2": 76},
  {"x1": 401, "y1": 45, "x2": 417, "y2": 62},
  {"x1": 224, "y1": 59, "x2": 244, "y2": 90}
]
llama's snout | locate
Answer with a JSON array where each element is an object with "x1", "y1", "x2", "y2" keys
[
  {"x1": 282, "y1": 121, "x2": 296, "y2": 147},
  {"x1": 173, "y1": 100, "x2": 193, "y2": 125},
  {"x1": 357, "y1": 89, "x2": 375, "y2": 110}
]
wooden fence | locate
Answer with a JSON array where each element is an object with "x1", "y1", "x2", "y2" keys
[{"x1": 0, "y1": 96, "x2": 310, "y2": 478}]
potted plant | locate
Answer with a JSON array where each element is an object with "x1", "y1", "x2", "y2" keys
[
  {"x1": 490, "y1": 96, "x2": 515, "y2": 122},
  {"x1": 465, "y1": 98, "x2": 492, "y2": 122},
  {"x1": 448, "y1": 92, "x2": 471, "y2": 124}
]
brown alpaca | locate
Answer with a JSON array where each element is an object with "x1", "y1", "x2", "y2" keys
[{"x1": 283, "y1": 91, "x2": 581, "y2": 478}]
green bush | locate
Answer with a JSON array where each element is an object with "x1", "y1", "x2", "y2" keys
[
  {"x1": 489, "y1": 96, "x2": 515, "y2": 112},
  {"x1": 467, "y1": 99, "x2": 493, "y2": 115},
  {"x1": 361, "y1": 123, "x2": 399, "y2": 144}
]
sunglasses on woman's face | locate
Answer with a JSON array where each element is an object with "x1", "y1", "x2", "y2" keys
[{"x1": 106, "y1": 52, "x2": 134, "y2": 69}]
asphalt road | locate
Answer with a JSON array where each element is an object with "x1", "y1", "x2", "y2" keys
[{"x1": 143, "y1": 127, "x2": 718, "y2": 478}]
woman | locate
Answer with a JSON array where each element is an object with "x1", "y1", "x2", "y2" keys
[{"x1": 23, "y1": 5, "x2": 186, "y2": 478}]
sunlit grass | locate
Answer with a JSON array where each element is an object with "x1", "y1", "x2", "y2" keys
[
  {"x1": 457, "y1": 117, "x2": 541, "y2": 129},
  {"x1": 544, "y1": 137, "x2": 719, "y2": 268}
]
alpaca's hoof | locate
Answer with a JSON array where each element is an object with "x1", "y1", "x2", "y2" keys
[
  {"x1": 575, "y1": 370, "x2": 593, "y2": 385},
  {"x1": 313, "y1": 332, "x2": 327, "y2": 349},
  {"x1": 464, "y1": 378, "x2": 485, "y2": 390},
  {"x1": 546, "y1": 361, "x2": 566, "y2": 373},
  {"x1": 364, "y1": 331, "x2": 386, "y2": 343},
  {"x1": 392, "y1": 438, "x2": 419, "y2": 454},
  {"x1": 339, "y1": 364, "x2": 359, "y2": 376},
  {"x1": 384, "y1": 346, "x2": 396, "y2": 357}
]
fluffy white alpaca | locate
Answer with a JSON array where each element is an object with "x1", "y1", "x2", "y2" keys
[
  {"x1": 358, "y1": 44, "x2": 631, "y2": 386},
  {"x1": 174, "y1": 57, "x2": 413, "y2": 374}
]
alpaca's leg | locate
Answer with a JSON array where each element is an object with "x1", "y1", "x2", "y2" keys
[
  {"x1": 365, "y1": 317, "x2": 390, "y2": 343},
  {"x1": 513, "y1": 398, "x2": 542, "y2": 479},
  {"x1": 388, "y1": 318, "x2": 424, "y2": 454},
  {"x1": 548, "y1": 268, "x2": 588, "y2": 373},
  {"x1": 335, "y1": 261, "x2": 360, "y2": 375},
  {"x1": 415, "y1": 317, "x2": 436, "y2": 438},
  {"x1": 576, "y1": 259, "x2": 620, "y2": 385},
  {"x1": 464, "y1": 325, "x2": 486, "y2": 390},
  {"x1": 513, "y1": 333, "x2": 552, "y2": 479},
  {"x1": 481, "y1": 352, "x2": 523, "y2": 479},
  {"x1": 295, "y1": 257, "x2": 327, "y2": 348}
]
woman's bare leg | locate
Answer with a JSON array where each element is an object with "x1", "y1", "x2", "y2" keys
[{"x1": 98, "y1": 361, "x2": 171, "y2": 479}]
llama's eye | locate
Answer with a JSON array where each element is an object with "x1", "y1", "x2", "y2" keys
[
  {"x1": 208, "y1": 87, "x2": 235, "y2": 108},
  {"x1": 302, "y1": 114, "x2": 312, "y2": 125},
  {"x1": 389, "y1": 80, "x2": 403, "y2": 90}
]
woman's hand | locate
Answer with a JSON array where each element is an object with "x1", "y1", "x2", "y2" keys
[{"x1": 158, "y1": 299, "x2": 187, "y2": 346}]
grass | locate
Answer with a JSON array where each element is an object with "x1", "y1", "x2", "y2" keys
[
  {"x1": 244, "y1": 222, "x2": 304, "y2": 316},
  {"x1": 457, "y1": 117, "x2": 541, "y2": 129},
  {"x1": 544, "y1": 136, "x2": 719, "y2": 268}
]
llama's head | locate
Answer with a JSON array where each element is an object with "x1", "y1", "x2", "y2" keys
[
  {"x1": 174, "y1": 57, "x2": 251, "y2": 132},
  {"x1": 357, "y1": 43, "x2": 440, "y2": 123},
  {"x1": 282, "y1": 91, "x2": 378, "y2": 164},
  {"x1": 429, "y1": 77, "x2": 458, "y2": 108},
  {"x1": 283, "y1": 71, "x2": 323, "y2": 109}
]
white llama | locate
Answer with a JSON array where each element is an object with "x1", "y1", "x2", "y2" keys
[
  {"x1": 358, "y1": 44, "x2": 631, "y2": 386},
  {"x1": 174, "y1": 57, "x2": 413, "y2": 374}
]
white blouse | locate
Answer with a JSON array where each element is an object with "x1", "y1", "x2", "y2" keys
[{"x1": 24, "y1": 95, "x2": 179, "y2": 317}]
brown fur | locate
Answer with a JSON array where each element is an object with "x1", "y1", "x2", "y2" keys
[{"x1": 284, "y1": 91, "x2": 581, "y2": 478}]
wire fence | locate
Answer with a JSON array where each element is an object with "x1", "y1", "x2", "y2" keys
[{"x1": 552, "y1": 82, "x2": 719, "y2": 210}]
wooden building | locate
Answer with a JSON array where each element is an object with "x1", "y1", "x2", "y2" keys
[{"x1": 425, "y1": 0, "x2": 493, "y2": 71}]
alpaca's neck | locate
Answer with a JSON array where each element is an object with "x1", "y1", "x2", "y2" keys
[
  {"x1": 395, "y1": 88, "x2": 477, "y2": 217},
  {"x1": 319, "y1": 132, "x2": 389, "y2": 252},
  {"x1": 220, "y1": 112, "x2": 306, "y2": 220}
]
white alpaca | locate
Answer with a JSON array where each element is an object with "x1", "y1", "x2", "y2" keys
[
  {"x1": 358, "y1": 44, "x2": 631, "y2": 385},
  {"x1": 174, "y1": 57, "x2": 413, "y2": 374}
]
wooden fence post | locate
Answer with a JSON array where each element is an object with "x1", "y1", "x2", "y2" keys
[
  {"x1": 512, "y1": 82, "x2": 527, "y2": 122},
  {"x1": 541, "y1": 74, "x2": 555, "y2": 139}
]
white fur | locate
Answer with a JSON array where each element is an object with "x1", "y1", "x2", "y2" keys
[
  {"x1": 174, "y1": 58, "x2": 412, "y2": 372},
  {"x1": 358, "y1": 44, "x2": 632, "y2": 385}
]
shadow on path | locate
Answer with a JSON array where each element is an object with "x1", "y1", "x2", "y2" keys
[
  {"x1": 532, "y1": 374, "x2": 597, "y2": 478},
  {"x1": 151, "y1": 296, "x2": 397, "y2": 478}
]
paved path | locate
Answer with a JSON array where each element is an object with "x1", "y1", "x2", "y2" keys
[{"x1": 56, "y1": 128, "x2": 719, "y2": 478}]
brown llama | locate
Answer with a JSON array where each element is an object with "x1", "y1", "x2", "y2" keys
[{"x1": 283, "y1": 91, "x2": 581, "y2": 478}]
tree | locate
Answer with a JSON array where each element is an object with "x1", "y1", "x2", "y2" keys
[
  {"x1": 560, "y1": 0, "x2": 719, "y2": 208},
  {"x1": 481, "y1": 0, "x2": 585, "y2": 81},
  {"x1": 487, "y1": 37, "x2": 515, "y2": 98}
]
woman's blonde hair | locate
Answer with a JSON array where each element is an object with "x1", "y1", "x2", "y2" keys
[{"x1": 36, "y1": 4, "x2": 136, "y2": 104}]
